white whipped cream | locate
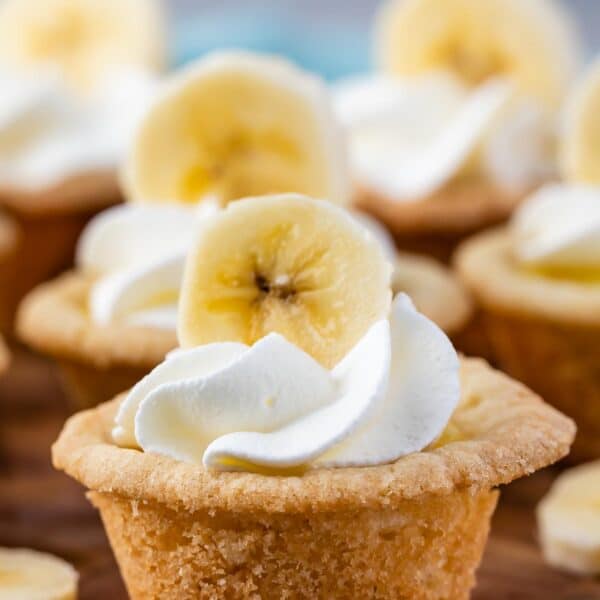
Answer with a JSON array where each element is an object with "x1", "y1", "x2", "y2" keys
[
  {"x1": 0, "y1": 66, "x2": 158, "y2": 190},
  {"x1": 113, "y1": 294, "x2": 460, "y2": 472},
  {"x1": 77, "y1": 202, "x2": 216, "y2": 329},
  {"x1": 512, "y1": 183, "x2": 600, "y2": 269},
  {"x1": 332, "y1": 73, "x2": 555, "y2": 200}
]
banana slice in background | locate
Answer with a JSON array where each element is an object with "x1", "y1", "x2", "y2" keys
[
  {"x1": 179, "y1": 194, "x2": 391, "y2": 368},
  {"x1": 537, "y1": 461, "x2": 600, "y2": 575},
  {"x1": 374, "y1": 0, "x2": 580, "y2": 108},
  {"x1": 0, "y1": 0, "x2": 166, "y2": 94},
  {"x1": 123, "y1": 52, "x2": 349, "y2": 206},
  {"x1": 561, "y1": 59, "x2": 600, "y2": 184},
  {"x1": 0, "y1": 547, "x2": 77, "y2": 600}
]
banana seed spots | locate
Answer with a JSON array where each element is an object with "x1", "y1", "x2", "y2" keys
[{"x1": 255, "y1": 272, "x2": 296, "y2": 301}]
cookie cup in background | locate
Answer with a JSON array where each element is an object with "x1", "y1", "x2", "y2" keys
[
  {"x1": 391, "y1": 250, "x2": 474, "y2": 344},
  {"x1": 53, "y1": 358, "x2": 574, "y2": 600},
  {"x1": 456, "y1": 230, "x2": 600, "y2": 462},
  {"x1": 357, "y1": 179, "x2": 526, "y2": 263},
  {"x1": 17, "y1": 272, "x2": 176, "y2": 409},
  {"x1": 0, "y1": 174, "x2": 121, "y2": 334},
  {"x1": 0, "y1": 335, "x2": 9, "y2": 374},
  {"x1": 17, "y1": 253, "x2": 472, "y2": 410}
]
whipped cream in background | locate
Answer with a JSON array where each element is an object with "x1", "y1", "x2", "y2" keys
[
  {"x1": 113, "y1": 294, "x2": 460, "y2": 472},
  {"x1": 0, "y1": 66, "x2": 159, "y2": 191},
  {"x1": 332, "y1": 73, "x2": 556, "y2": 201},
  {"x1": 77, "y1": 202, "x2": 218, "y2": 329},
  {"x1": 78, "y1": 200, "x2": 394, "y2": 332},
  {"x1": 512, "y1": 183, "x2": 600, "y2": 270}
]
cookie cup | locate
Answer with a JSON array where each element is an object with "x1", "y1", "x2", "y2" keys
[
  {"x1": 53, "y1": 358, "x2": 574, "y2": 599},
  {"x1": 18, "y1": 258, "x2": 472, "y2": 409},
  {"x1": 456, "y1": 229, "x2": 600, "y2": 462},
  {"x1": 17, "y1": 272, "x2": 176, "y2": 409},
  {"x1": 0, "y1": 171, "x2": 121, "y2": 333},
  {"x1": 356, "y1": 178, "x2": 526, "y2": 263},
  {"x1": 0, "y1": 335, "x2": 9, "y2": 374},
  {"x1": 392, "y1": 251, "x2": 473, "y2": 341}
]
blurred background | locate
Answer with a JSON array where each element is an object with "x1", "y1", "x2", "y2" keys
[{"x1": 168, "y1": 0, "x2": 600, "y2": 79}]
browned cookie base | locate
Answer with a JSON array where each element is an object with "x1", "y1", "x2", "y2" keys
[
  {"x1": 356, "y1": 178, "x2": 528, "y2": 263},
  {"x1": 0, "y1": 172, "x2": 121, "y2": 333},
  {"x1": 18, "y1": 272, "x2": 177, "y2": 408},
  {"x1": 53, "y1": 358, "x2": 574, "y2": 598},
  {"x1": 57, "y1": 359, "x2": 154, "y2": 412},
  {"x1": 0, "y1": 335, "x2": 9, "y2": 374},
  {"x1": 483, "y1": 313, "x2": 600, "y2": 463},
  {"x1": 91, "y1": 488, "x2": 497, "y2": 600},
  {"x1": 0, "y1": 211, "x2": 90, "y2": 333},
  {"x1": 456, "y1": 229, "x2": 600, "y2": 462}
]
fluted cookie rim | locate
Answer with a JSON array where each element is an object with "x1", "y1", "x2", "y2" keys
[
  {"x1": 455, "y1": 228, "x2": 600, "y2": 327},
  {"x1": 17, "y1": 271, "x2": 177, "y2": 370},
  {"x1": 52, "y1": 357, "x2": 574, "y2": 514}
]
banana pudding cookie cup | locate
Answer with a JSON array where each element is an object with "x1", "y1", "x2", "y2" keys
[
  {"x1": 457, "y1": 57, "x2": 600, "y2": 461},
  {"x1": 54, "y1": 195, "x2": 574, "y2": 599},
  {"x1": 333, "y1": 0, "x2": 580, "y2": 262},
  {"x1": 18, "y1": 51, "x2": 474, "y2": 408},
  {"x1": 0, "y1": 0, "x2": 165, "y2": 332},
  {"x1": 16, "y1": 51, "x2": 349, "y2": 409},
  {"x1": 0, "y1": 335, "x2": 9, "y2": 374},
  {"x1": 456, "y1": 185, "x2": 600, "y2": 462}
]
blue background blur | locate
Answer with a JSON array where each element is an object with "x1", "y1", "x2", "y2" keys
[{"x1": 168, "y1": 0, "x2": 600, "y2": 80}]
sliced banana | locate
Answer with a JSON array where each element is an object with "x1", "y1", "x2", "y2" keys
[
  {"x1": 537, "y1": 461, "x2": 600, "y2": 575},
  {"x1": 0, "y1": 0, "x2": 165, "y2": 94},
  {"x1": 374, "y1": 0, "x2": 579, "y2": 107},
  {"x1": 561, "y1": 59, "x2": 600, "y2": 184},
  {"x1": 178, "y1": 194, "x2": 392, "y2": 369},
  {"x1": 123, "y1": 51, "x2": 349, "y2": 206},
  {"x1": 0, "y1": 547, "x2": 77, "y2": 600}
]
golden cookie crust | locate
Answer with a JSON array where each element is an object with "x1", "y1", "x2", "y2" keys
[
  {"x1": 0, "y1": 335, "x2": 9, "y2": 373},
  {"x1": 0, "y1": 170, "x2": 121, "y2": 218},
  {"x1": 17, "y1": 272, "x2": 177, "y2": 370},
  {"x1": 0, "y1": 210, "x2": 19, "y2": 259},
  {"x1": 91, "y1": 486, "x2": 498, "y2": 599},
  {"x1": 393, "y1": 251, "x2": 472, "y2": 335},
  {"x1": 455, "y1": 228, "x2": 600, "y2": 327},
  {"x1": 53, "y1": 358, "x2": 574, "y2": 514},
  {"x1": 356, "y1": 178, "x2": 526, "y2": 236}
]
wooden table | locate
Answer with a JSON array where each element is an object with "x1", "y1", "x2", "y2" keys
[{"x1": 1, "y1": 346, "x2": 599, "y2": 599}]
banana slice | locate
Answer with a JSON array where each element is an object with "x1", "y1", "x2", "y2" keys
[
  {"x1": 561, "y1": 60, "x2": 600, "y2": 184},
  {"x1": 374, "y1": 0, "x2": 579, "y2": 107},
  {"x1": 537, "y1": 461, "x2": 600, "y2": 575},
  {"x1": 178, "y1": 194, "x2": 392, "y2": 368},
  {"x1": 0, "y1": 547, "x2": 77, "y2": 600},
  {"x1": 0, "y1": 0, "x2": 165, "y2": 94},
  {"x1": 123, "y1": 51, "x2": 349, "y2": 206}
]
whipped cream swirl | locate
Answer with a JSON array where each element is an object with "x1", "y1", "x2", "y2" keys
[
  {"x1": 332, "y1": 73, "x2": 555, "y2": 200},
  {"x1": 77, "y1": 202, "x2": 219, "y2": 329},
  {"x1": 0, "y1": 67, "x2": 158, "y2": 190},
  {"x1": 113, "y1": 294, "x2": 460, "y2": 472},
  {"x1": 512, "y1": 184, "x2": 600, "y2": 269}
]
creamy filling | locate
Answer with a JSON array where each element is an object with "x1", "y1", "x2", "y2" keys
[
  {"x1": 512, "y1": 183, "x2": 600, "y2": 282},
  {"x1": 113, "y1": 294, "x2": 460, "y2": 473},
  {"x1": 332, "y1": 72, "x2": 556, "y2": 201},
  {"x1": 77, "y1": 202, "x2": 216, "y2": 329},
  {"x1": 0, "y1": 66, "x2": 158, "y2": 190}
]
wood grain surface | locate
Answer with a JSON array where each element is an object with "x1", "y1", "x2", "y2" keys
[{"x1": 1, "y1": 346, "x2": 599, "y2": 600}]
